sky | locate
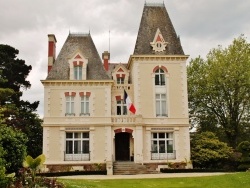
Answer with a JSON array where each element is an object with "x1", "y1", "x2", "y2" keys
[{"x1": 0, "y1": 0, "x2": 250, "y2": 117}]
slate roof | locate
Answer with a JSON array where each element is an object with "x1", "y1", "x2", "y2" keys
[
  {"x1": 46, "y1": 33, "x2": 110, "y2": 80},
  {"x1": 134, "y1": 4, "x2": 184, "y2": 55}
]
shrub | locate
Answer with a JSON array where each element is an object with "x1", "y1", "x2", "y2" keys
[
  {"x1": 191, "y1": 132, "x2": 233, "y2": 169},
  {"x1": 237, "y1": 141, "x2": 250, "y2": 171}
]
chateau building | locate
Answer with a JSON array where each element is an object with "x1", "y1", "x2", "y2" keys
[{"x1": 42, "y1": 3, "x2": 190, "y2": 174}]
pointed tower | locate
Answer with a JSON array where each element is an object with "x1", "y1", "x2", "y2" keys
[
  {"x1": 128, "y1": 3, "x2": 190, "y2": 164},
  {"x1": 134, "y1": 4, "x2": 184, "y2": 55}
]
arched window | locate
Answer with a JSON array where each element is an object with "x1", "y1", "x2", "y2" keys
[{"x1": 155, "y1": 68, "x2": 165, "y2": 86}]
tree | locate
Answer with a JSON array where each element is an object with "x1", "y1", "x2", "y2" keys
[
  {"x1": 188, "y1": 35, "x2": 250, "y2": 148},
  {"x1": 0, "y1": 125, "x2": 27, "y2": 173},
  {"x1": 0, "y1": 44, "x2": 43, "y2": 157},
  {"x1": 191, "y1": 132, "x2": 233, "y2": 168},
  {"x1": 0, "y1": 69, "x2": 27, "y2": 181}
]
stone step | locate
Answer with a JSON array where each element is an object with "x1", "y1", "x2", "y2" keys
[{"x1": 113, "y1": 162, "x2": 159, "y2": 175}]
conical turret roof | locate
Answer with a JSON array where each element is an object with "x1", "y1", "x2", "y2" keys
[
  {"x1": 134, "y1": 3, "x2": 184, "y2": 55},
  {"x1": 47, "y1": 33, "x2": 110, "y2": 80}
]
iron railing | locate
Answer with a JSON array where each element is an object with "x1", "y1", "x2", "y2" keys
[
  {"x1": 151, "y1": 150, "x2": 176, "y2": 160},
  {"x1": 64, "y1": 151, "x2": 90, "y2": 161}
]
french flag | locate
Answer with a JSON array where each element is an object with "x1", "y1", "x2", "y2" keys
[{"x1": 124, "y1": 90, "x2": 136, "y2": 114}]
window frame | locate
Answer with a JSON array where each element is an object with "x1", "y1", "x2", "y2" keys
[
  {"x1": 155, "y1": 68, "x2": 165, "y2": 86},
  {"x1": 117, "y1": 77, "x2": 125, "y2": 84},
  {"x1": 116, "y1": 100, "x2": 127, "y2": 115},
  {"x1": 65, "y1": 132, "x2": 90, "y2": 161},
  {"x1": 151, "y1": 132, "x2": 175, "y2": 160},
  {"x1": 80, "y1": 95, "x2": 90, "y2": 116},
  {"x1": 65, "y1": 96, "x2": 75, "y2": 116},
  {"x1": 155, "y1": 93, "x2": 167, "y2": 117},
  {"x1": 74, "y1": 65, "x2": 83, "y2": 80}
]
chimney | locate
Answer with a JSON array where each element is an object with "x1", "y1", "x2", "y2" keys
[
  {"x1": 48, "y1": 34, "x2": 57, "y2": 73},
  {"x1": 102, "y1": 51, "x2": 110, "y2": 71}
]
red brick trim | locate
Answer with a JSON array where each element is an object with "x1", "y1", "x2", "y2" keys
[
  {"x1": 48, "y1": 41, "x2": 55, "y2": 57},
  {"x1": 115, "y1": 96, "x2": 121, "y2": 101},
  {"x1": 86, "y1": 92, "x2": 91, "y2": 97},
  {"x1": 48, "y1": 66, "x2": 52, "y2": 73},
  {"x1": 79, "y1": 61, "x2": 83, "y2": 66},
  {"x1": 114, "y1": 128, "x2": 122, "y2": 134},
  {"x1": 73, "y1": 61, "x2": 78, "y2": 66},
  {"x1": 79, "y1": 92, "x2": 84, "y2": 97},
  {"x1": 116, "y1": 74, "x2": 120, "y2": 78},
  {"x1": 74, "y1": 54, "x2": 81, "y2": 59},
  {"x1": 125, "y1": 128, "x2": 133, "y2": 134},
  {"x1": 114, "y1": 128, "x2": 133, "y2": 134},
  {"x1": 153, "y1": 66, "x2": 168, "y2": 73},
  {"x1": 65, "y1": 92, "x2": 76, "y2": 96},
  {"x1": 117, "y1": 68, "x2": 124, "y2": 72}
]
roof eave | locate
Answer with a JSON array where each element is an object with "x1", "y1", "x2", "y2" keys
[{"x1": 127, "y1": 54, "x2": 190, "y2": 69}]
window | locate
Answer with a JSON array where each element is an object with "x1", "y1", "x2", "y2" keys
[
  {"x1": 156, "y1": 94, "x2": 167, "y2": 117},
  {"x1": 156, "y1": 42, "x2": 162, "y2": 48},
  {"x1": 65, "y1": 132, "x2": 90, "y2": 161},
  {"x1": 151, "y1": 132, "x2": 175, "y2": 160},
  {"x1": 66, "y1": 96, "x2": 75, "y2": 115},
  {"x1": 117, "y1": 77, "x2": 125, "y2": 84},
  {"x1": 116, "y1": 100, "x2": 127, "y2": 115},
  {"x1": 74, "y1": 66, "x2": 82, "y2": 80},
  {"x1": 155, "y1": 69, "x2": 165, "y2": 85},
  {"x1": 80, "y1": 96, "x2": 90, "y2": 116}
]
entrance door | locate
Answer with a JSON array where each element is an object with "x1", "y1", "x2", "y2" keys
[{"x1": 115, "y1": 132, "x2": 130, "y2": 161}]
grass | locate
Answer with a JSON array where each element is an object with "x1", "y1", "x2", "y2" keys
[{"x1": 59, "y1": 172, "x2": 250, "y2": 188}]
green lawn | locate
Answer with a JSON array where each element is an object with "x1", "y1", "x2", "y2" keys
[{"x1": 59, "y1": 172, "x2": 250, "y2": 188}]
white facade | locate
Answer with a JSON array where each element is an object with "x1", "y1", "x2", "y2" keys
[{"x1": 42, "y1": 4, "x2": 191, "y2": 174}]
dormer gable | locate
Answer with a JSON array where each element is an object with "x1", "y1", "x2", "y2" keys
[
  {"x1": 68, "y1": 51, "x2": 88, "y2": 80},
  {"x1": 112, "y1": 64, "x2": 129, "y2": 84},
  {"x1": 150, "y1": 28, "x2": 168, "y2": 52}
]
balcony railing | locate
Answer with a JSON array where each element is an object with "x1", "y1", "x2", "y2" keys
[
  {"x1": 151, "y1": 150, "x2": 176, "y2": 160},
  {"x1": 64, "y1": 151, "x2": 90, "y2": 161},
  {"x1": 112, "y1": 84, "x2": 132, "y2": 91},
  {"x1": 111, "y1": 116, "x2": 136, "y2": 123}
]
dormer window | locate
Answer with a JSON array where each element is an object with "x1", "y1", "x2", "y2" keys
[
  {"x1": 69, "y1": 53, "x2": 88, "y2": 80},
  {"x1": 117, "y1": 77, "x2": 125, "y2": 84},
  {"x1": 74, "y1": 65, "x2": 82, "y2": 80},
  {"x1": 116, "y1": 74, "x2": 125, "y2": 84},
  {"x1": 112, "y1": 65, "x2": 129, "y2": 85}
]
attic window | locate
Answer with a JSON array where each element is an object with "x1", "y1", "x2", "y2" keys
[
  {"x1": 74, "y1": 66, "x2": 82, "y2": 80},
  {"x1": 69, "y1": 54, "x2": 88, "y2": 80},
  {"x1": 150, "y1": 28, "x2": 168, "y2": 52},
  {"x1": 116, "y1": 74, "x2": 125, "y2": 84}
]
